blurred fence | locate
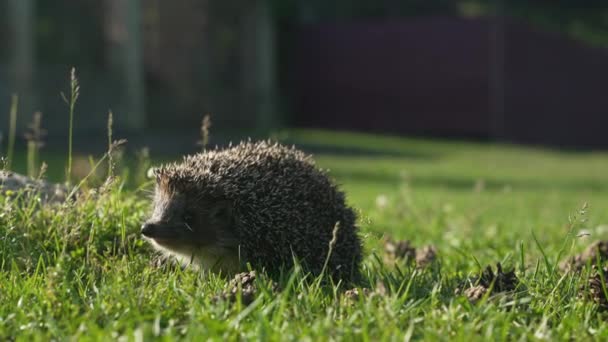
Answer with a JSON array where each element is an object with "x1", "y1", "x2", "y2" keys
[
  {"x1": 292, "y1": 16, "x2": 608, "y2": 147},
  {"x1": 0, "y1": 0, "x2": 277, "y2": 139},
  {"x1": 1, "y1": 1, "x2": 608, "y2": 148}
]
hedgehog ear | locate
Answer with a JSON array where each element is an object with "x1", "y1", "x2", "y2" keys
[{"x1": 153, "y1": 167, "x2": 163, "y2": 183}]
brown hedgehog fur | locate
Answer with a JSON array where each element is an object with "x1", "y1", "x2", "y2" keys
[{"x1": 141, "y1": 140, "x2": 362, "y2": 281}]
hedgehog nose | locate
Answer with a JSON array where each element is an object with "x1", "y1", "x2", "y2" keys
[{"x1": 141, "y1": 223, "x2": 155, "y2": 237}]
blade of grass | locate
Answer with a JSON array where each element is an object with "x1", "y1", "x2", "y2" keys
[{"x1": 532, "y1": 230, "x2": 554, "y2": 280}]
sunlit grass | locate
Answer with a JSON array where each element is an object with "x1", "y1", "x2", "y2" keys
[{"x1": 2, "y1": 128, "x2": 608, "y2": 339}]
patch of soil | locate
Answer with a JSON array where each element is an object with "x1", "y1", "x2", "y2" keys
[
  {"x1": 213, "y1": 271, "x2": 279, "y2": 305},
  {"x1": 560, "y1": 241, "x2": 608, "y2": 273},
  {"x1": 416, "y1": 245, "x2": 438, "y2": 268},
  {"x1": 580, "y1": 266, "x2": 608, "y2": 310},
  {"x1": 456, "y1": 263, "x2": 520, "y2": 303},
  {"x1": 384, "y1": 237, "x2": 416, "y2": 261},
  {"x1": 463, "y1": 285, "x2": 488, "y2": 303},
  {"x1": 344, "y1": 287, "x2": 372, "y2": 301},
  {"x1": 383, "y1": 236, "x2": 438, "y2": 268},
  {"x1": 344, "y1": 281, "x2": 387, "y2": 303}
]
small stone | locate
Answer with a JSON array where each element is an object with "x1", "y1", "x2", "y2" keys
[
  {"x1": 463, "y1": 285, "x2": 488, "y2": 303},
  {"x1": 383, "y1": 237, "x2": 416, "y2": 261},
  {"x1": 0, "y1": 171, "x2": 69, "y2": 204}
]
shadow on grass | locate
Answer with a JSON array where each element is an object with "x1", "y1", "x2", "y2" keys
[{"x1": 331, "y1": 169, "x2": 607, "y2": 192}]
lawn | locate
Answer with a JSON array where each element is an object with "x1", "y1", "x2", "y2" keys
[{"x1": 2, "y1": 129, "x2": 608, "y2": 340}]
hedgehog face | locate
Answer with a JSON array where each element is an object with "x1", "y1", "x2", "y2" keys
[{"x1": 141, "y1": 185, "x2": 237, "y2": 257}]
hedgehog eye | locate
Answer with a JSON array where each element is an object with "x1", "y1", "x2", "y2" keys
[
  {"x1": 183, "y1": 212, "x2": 194, "y2": 224},
  {"x1": 213, "y1": 207, "x2": 228, "y2": 220},
  {"x1": 211, "y1": 203, "x2": 232, "y2": 222}
]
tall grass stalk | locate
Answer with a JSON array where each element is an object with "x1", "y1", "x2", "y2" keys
[
  {"x1": 25, "y1": 112, "x2": 44, "y2": 178},
  {"x1": 107, "y1": 110, "x2": 114, "y2": 178},
  {"x1": 314, "y1": 221, "x2": 340, "y2": 289},
  {"x1": 26, "y1": 140, "x2": 35, "y2": 178},
  {"x1": 6, "y1": 94, "x2": 18, "y2": 170},
  {"x1": 198, "y1": 114, "x2": 211, "y2": 151},
  {"x1": 61, "y1": 67, "x2": 80, "y2": 185},
  {"x1": 67, "y1": 139, "x2": 127, "y2": 200}
]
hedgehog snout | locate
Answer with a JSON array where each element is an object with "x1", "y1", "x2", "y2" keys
[
  {"x1": 141, "y1": 221, "x2": 178, "y2": 239},
  {"x1": 141, "y1": 222, "x2": 157, "y2": 238}
]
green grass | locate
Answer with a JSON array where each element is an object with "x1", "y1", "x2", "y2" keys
[{"x1": 3, "y1": 129, "x2": 608, "y2": 340}]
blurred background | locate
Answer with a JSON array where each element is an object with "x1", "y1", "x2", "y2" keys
[{"x1": 1, "y1": 0, "x2": 608, "y2": 155}]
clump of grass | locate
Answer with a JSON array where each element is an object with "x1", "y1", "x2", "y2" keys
[
  {"x1": 66, "y1": 138, "x2": 128, "y2": 200},
  {"x1": 60, "y1": 67, "x2": 80, "y2": 185},
  {"x1": 103, "y1": 111, "x2": 129, "y2": 186}
]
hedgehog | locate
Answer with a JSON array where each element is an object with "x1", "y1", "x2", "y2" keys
[{"x1": 141, "y1": 140, "x2": 363, "y2": 281}]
